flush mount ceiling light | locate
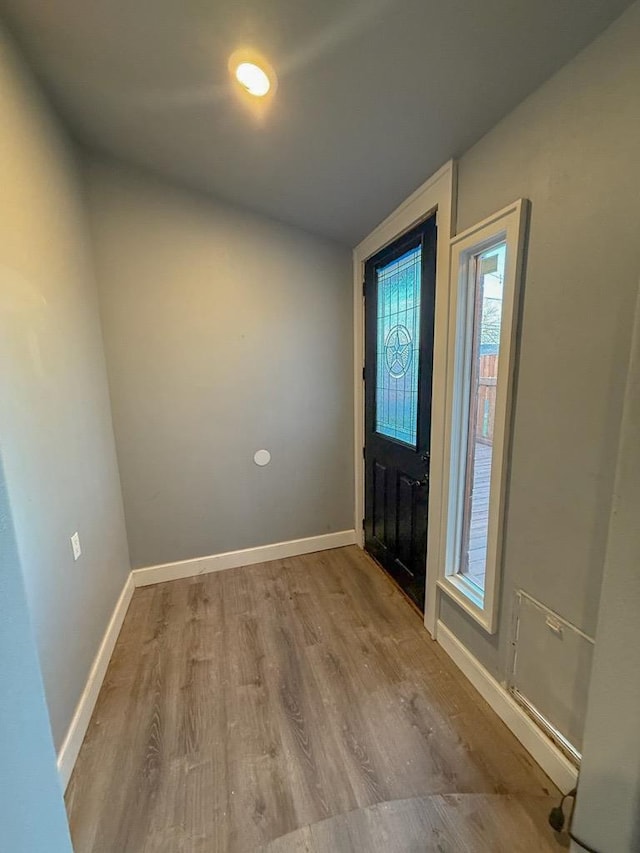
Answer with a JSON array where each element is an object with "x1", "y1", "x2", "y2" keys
[
  {"x1": 228, "y1": 49, "x2": 277, "y2": 110},
  {"x1": 234, "y1": 61, "x2": 271, "y2": 97}
]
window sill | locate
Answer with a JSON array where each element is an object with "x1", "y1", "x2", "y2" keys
[{"x1": 437, "y1": 573, "x2": 497, "y2": 633}]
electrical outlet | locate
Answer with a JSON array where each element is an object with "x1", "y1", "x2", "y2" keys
[{"x1": 71, "y1": 532, "x2": 82, "y2": 561}]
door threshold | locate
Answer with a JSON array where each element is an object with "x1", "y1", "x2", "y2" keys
[{"x1": 362, "y1": 549, "x2": 424, "y2": 619}]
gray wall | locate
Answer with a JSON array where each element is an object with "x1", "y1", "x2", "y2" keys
[
  {"x1": 0, "y1": 454, "x2": 73, "y2": 852},
  {"x1": 0, "y1": 450, "x2": 71, "y2": 853},
  {"x1": 440, "y1": 3, "x2": 640, "y2": 684},
  {"x1": 86, "y1": 162, "x2": 354, "y2": 569},
  {"x1": 0, "y1": 27, "x2": 130, "y2": 748},
  {"x1": 570, "y1": 277, "x2": 640, "y2": 853}
]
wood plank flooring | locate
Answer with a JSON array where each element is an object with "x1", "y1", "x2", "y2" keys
[{"x1": 66, "y1": 546, "x2": 564, "y2": 852}]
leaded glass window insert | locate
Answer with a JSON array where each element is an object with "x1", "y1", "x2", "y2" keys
[{"x1": 375, "y1": 246, "x2": 421, "y2": 446}]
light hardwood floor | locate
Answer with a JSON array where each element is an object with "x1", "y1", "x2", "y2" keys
[{"x1": 66, "y1": 546, "x2": 565, "y2": 852}]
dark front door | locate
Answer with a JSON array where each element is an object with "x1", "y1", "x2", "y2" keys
[{"x1": 364, "y1": 215, "x2": 437, "y2": 611}]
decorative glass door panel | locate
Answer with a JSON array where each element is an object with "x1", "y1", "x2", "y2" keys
[{"x1": 375, "y1": 247, "x2": 421, "y2": 446}]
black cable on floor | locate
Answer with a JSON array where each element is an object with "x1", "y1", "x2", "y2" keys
[
  {"x1": 548, "y1": 786, "x2": 603, "y2": 853},
  {"x1": 569, "y1": 830, "x2": 602, "y2": 853}
]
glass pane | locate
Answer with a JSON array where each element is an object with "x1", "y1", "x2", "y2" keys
[
  {"x1": 459, "y1": 242, "x2": 506, "y2": 593},
  {"x1": 375, "y1": 246, "x2": 421, "y2": 446}
]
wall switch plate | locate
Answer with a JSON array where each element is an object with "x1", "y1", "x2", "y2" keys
[{"x1": 71, "y1": 532, "x2": 82, "y2": 561}]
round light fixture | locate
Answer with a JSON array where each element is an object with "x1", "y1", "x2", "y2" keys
[{"x1": 235, "y1": 61, "x2": 270, "y2": 97}]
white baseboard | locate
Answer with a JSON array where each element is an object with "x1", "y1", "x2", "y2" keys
[
  {"x1": 131, "y1": 529, "x2": 357, "y2": 588},
  {"x1": 436, "y1": 621, "x2": 578, "y2": 793},
  {"x1": 57, "y1": 573, "x2": 134, "y2": 791}
]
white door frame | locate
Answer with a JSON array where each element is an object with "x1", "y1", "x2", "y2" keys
[{"x1": 353, "y1": 160, "x2": 457, "y2": 636}]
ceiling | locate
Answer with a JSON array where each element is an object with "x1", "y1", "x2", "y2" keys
[{"x1": 1, "y1": 0, "x2": 631, "y2": 244}]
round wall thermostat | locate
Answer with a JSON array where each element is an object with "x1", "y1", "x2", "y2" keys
[{"x1": 254, "y1": 449, "x2": 271, "y2": 467}]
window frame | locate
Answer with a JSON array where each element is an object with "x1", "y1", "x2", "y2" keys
[{"x1": 438, "y1": 200, "x2": 529, "y2": 633}]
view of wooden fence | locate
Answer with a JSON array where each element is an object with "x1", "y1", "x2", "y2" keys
[{"x1": 475, "y1": 354, "x2": 497, "y2": 444}]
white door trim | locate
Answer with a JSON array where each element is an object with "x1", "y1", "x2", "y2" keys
[{"x1": 353, "y1": 160, "x2": 457, "y2": 636}]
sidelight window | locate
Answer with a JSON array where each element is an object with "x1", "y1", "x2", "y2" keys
[
  {"x1": 438, "y1": 201, "x2": 528, "y2": 633},
  {"x1": 457, "y1": 241, "x2": 505, "y2": 594}
]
